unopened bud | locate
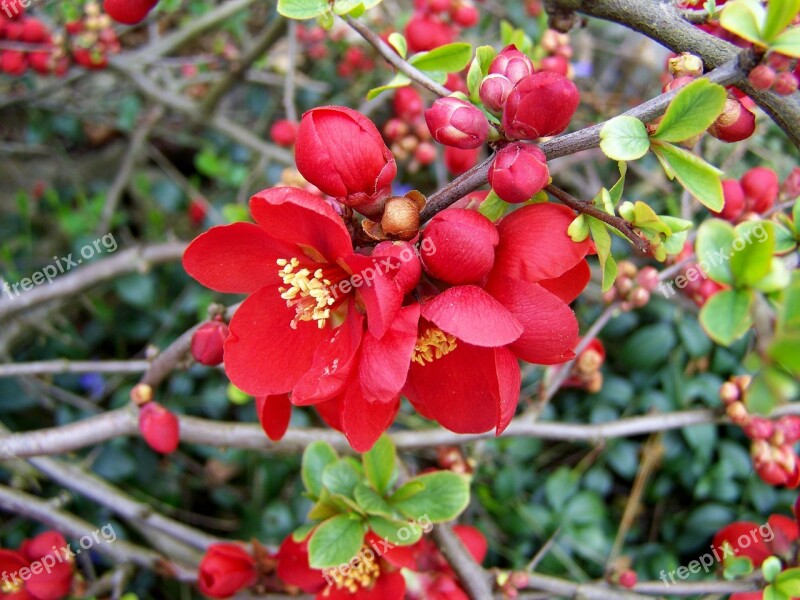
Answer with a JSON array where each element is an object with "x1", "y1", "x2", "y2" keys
[
  {"x1": 130, "y1": 383, "x2": 153, "y2": 406},
  {"x1": 668, "y1": 53, "x2": 703, "y2": 78}
]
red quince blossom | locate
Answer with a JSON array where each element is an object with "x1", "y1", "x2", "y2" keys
[
  {"x1": 714, "y1": 514, "x2": 798, "y2": 569},
  {"x1": 295, "y1": 106, "x2": 397, "y2": 218},
  {"x1": 276, "y1": 532, "x2": 406, "y2": 600},
  {"x1": 0, "y1": 531, "x2": 73, "y2": 600},
  {"x1": 197, "y1": 543, "x2": 257, "y2": 598},
  {"x1": 404, "y1": 203, "x2": 592, "y2": 434},
  {"x1": 503, "y1": 72, "x2": 580, "y2": 140}
]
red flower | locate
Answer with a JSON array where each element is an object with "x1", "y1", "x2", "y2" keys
[
  {"x1": 713, "y1": 514, "x2": 798, "y2": 568},
  {"x1": 0, "y1": 531, "x2": 73, "y2": 600},
  {"x1": 295, "y1": 107, "x2": 397, "y2": 217},
  {"x1": 502, "y1": 72, "x2": 580, "y2": 140},
  {"x1": 276, "y1": 533, "x2": 406, "y2": 600},
  {"x1": 198, "y1": 543, "x2": 257, "y2": 598},
  {"x1": 183, "y1": 187, "x2": 411, "y2": 451},
  {"x1": 404, "y1": 203, "x2": 591, "y2": 434}
]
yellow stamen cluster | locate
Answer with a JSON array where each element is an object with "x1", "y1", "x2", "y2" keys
[
  {"x1": 277, "y1": 258, "x2": 334, "y2": 329},
  {"x1": 324, "y1": 554, "x2": 380, "y2": 594},
  {"x1": 411, "y1": 327, "x2": 458, "y2": 365},
  {"x1": 1, "y1": 579, "x2": 22, "y2": 594}
]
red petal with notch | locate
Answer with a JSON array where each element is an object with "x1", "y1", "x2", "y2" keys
[
  {"x1": 420, "y1": 285, "x2": 522, "y2": 347},
  {"x1": 487, "y1": 279, "x2": 579, "y2": 365},
  {"x1": 224, "y1": 287, "x2": 328, "y2": 396},
  {"x1": 404, "y1": 342, "x2": 520, "y2": 434},
  {"x1": 359, "y1": 304, "x2": 421, "y2": 403},
  {"x1": 255, "y1": 394, "x2": 292, "y2": 441},
  {"x1": 494, "y1": 346, "x2": 520, "y2": 434},
  {"x1": 539, "y1": 259, "x2": 591, "y2": 304},
  {"x1": 183, "y1": 222, "x2": 294, "y2": 294},
  {"x1": 491, "y1": 203, "x2": 592, "y2": 285},
  {"x1": 339, "y1": 253, "x2": 404, "y2": 340},
  {"x1": 292, "y1": 307, "x2": 364, "y2": 405},
  {"x1": 249, "y1": 187, "x2": 353, "y2": 264}
]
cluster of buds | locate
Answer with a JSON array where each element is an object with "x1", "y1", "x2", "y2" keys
[
  {"x1": 103, "y1": 0, "x2": 158, "y2": 25},
  {"x1": 338, "y1": 45, "x2": 375, "y2": 78},
  {"x1": 713, "y1": 166, "x2": 779, "y2": 221},
  {"x1": 722, "y1": 376, "x2": 800, "y2": 488},
  {"x1": 296, "y1": 24, "x2": 328, "y2": 60},
  {"x1": 436, "y1": 445, "x2": 475, "y2": 474},
  {"x1": 601, "y1": 261, "x2": 658, "y2": 311},
  {"x1": 67, "y1": 2, "x2": 120, "y2": 70},
  {"x1": 131, "y1": 383, "x2": 180, "y2": 454},
  {"x1": 538, "y1": 28, "x2": 574, "y2": 77},
  {"x1": 562, "y1": 338, "x2": 606, "y2": 393},
  {"x1": 404, "y1": 0, "x2": 479, "y2": 53},
  {"x1": 0, "y1": 3, "x2": 69, "y2": 76},
  {"x1": 384, "y1": 87, "x2": 438, "y2": 173},
  {"x1": 748, "y1": 53, "x2": 800, "y2": 96},
  {"x1": 607, "y1": 558, "x2": 638, "y2": 590},
  {"x1": 495, "y1": 571, "x2": 531, "y2": 598}
]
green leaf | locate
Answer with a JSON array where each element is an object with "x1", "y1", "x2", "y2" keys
[
  {"x1": 366, "y1": 516, "x2": 425, "y2": 546},
  {"x1": 699, "y1": 289, "x2": 754, "y2": 345},
  {"x1": 764, "y1": 584, "x2": 792, "y2": 600},
  {"x1": 652, "y1": 142, "x2": 724, "y2": 212},
  {"x1": 568, "y1": 215, "x2": 590, "y2": 242},
  {"x1": 353, "y1": 483, "x2": 396, "y2": 518},
  {"x1": 322, "y1": 459, "x2": 361, "y2": 498},
  {"x1": 391, "y1": 471, "x2": 470, "y2": 523},
  {"x1": 720, "y1": 0, "x2": 767, "y2": 45},
  {"x1": 478, "y1": 190, "x2": 510, "y2": 221},
  {"x1": 588, "y1": 217, "x2": 617, "y2": 292},
  {"x1": 302, "y1": 442, "x2": 338, "y2": 499},
  {"x1": 762, "y1": 0, "x2": 800, "y2": 41},
  {"x1": 467, "y1": 45, "x2": 497, "y2": 103},
  {"x1": 362, "y1": 435, "x2": 397, "y2": 495},
  {"x1": 277, "y1": 0, "x2": 328, "y2": 19},
  {"x1": 608, "y1": 162, "x2": 627, "y2": 207},
  {"x1": 366, "y1": 73, "x2": 411, "y2": 100},
  {"x1": 723, "y1": 555, "x2": 754, "y2": 579},
  {"x1": 388, "y1": 33, "x2": 407, "y2": 58},
  {"x1": 730, "y1": 221, "x2": 775, "y2": 287},
  {"x1": 292, "y1": 522, "x2": 316, "y2": 542},
  {"x1": 746, "y1": 366, "x2": 798, "y2": 415},
  {"x1": 770, "y1": 26, "x2": 800, "y2": 57},
  {"x1": 389, "y1": 480, "x2": 424, "y2": 503},
  {"x1": 653, "y1": 79, "x2": 727, "y2": 142},
  {"x1": 332, "y1": 0, "x2": 383, "y2": 14},
  {"x1": 307, "y1": 514, "x2": 365, "y2": 569},
  {"x1": 410, "y1": 43, "x2": 473, "y2": 73},
  {"x1": 599, "y1": 116, "x2": 650, "y2": 161},
  {"x1": 770, "y1": 272, "x2": 800, "y2": 374},
  {"x1": 696, "y1": 219, "x2": 736, "y2": 284}
]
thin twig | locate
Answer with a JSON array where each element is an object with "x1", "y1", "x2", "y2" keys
[
  {"x1": 0, "y1": 359, "x2": 151, "y2": 378},
  {"x1": 432, "y1": 524, "x2": 495, "y2": 600},
  {"x1": 283, "y1": 20, "x2": 299, "y2": 123}
]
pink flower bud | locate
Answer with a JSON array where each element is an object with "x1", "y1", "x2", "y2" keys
[
  {"x1": 415, "y1": 141, "x2": 437, "y2": 165},
  {"x1": 503, "y1": 72, "x2": 580, "y2": 140},
  {"x1": 452, "y1": 3, "x2": 479, "y2": 27},
  {"x1": 539, "y1": 55, "x2": 570, "y2": 76},
  {"x1": 421, "y1": 209, "x2": 499, "y2": 284},
  {"x1": 748, "y1": 65, "x2": 777, "y2": 91},
  {"x1": 425, "y1": 97, "x2": 489, "y2": 149},
  {"x1": 774, "y1": 72, "x2": 799, "y2": 96},
  {"x1": 191, "y1": 320, "x2": 229, "y2": 366},
  {"x1": 781, "y1": 167, "x2": 800, "y2": 199},
  {"x1": 618, "y1": 570, "x2": 637, "y2": 589},
  {"x1": 743, "y1": 417, "x2": 774, "y2": 440},
  {"x1": 712, "y1": 179, "x2": 745, "y2": 221},
  {"x1": 139, "y1": 402, "x2": 180, "y2": 454},
  {"x1": 479, "y1": 74, "x2": 513, "y2": 113},
  {"x1": 635, "y1": 266, "x2": 660, "y2": 292},
  {"x1": 373, "y1": 240, "x2": 422, "y2": 294},
  {"x1": 741, "y1": 167, "x2": 778, "y2": 214},
  {"x1": 295, "y1": 106, "x2": 397, "y2": 217},
  {"x1": 662, "y1": 75, "x2": 695, "y2": 93},
  {"x1": 405, "y1": 13, "x2": 455, "y2": 53},
  {"x1": 444, "y1": 146, "x2": 479, "y2": 175},
  {"x1": 269, "y1": 119, "x2": 298, "y2": 147},
  {"x1": 488, "y1": 142, "x2": 549, "y2": 203},
  {"x1": 394, "y1": 86, "x2": 425, "y2": 121},
  {"x1": 489, "y1": 44, "x2": 534, "y2": 85},
  {"x1": 708, "y1": 98, "x2": 756, "y2": 143},
  {"x1": 103, "y1": 0, "x2": 158, "y2": 25},
  {"x1": 778, "y1": 416, "x2": 800, "y2": 444}
]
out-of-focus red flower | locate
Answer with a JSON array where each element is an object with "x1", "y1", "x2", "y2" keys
[
  {"x1": 103, "y1": 0, "x2": 158, "y2": 25},
  {"x1": 405, "y1": 13, "x2": 455, "y2": 53},
  {"x1": 714, "y1": 514, "x2": 798, "y2": 570},
  {"x1": 295, "y1": 106, "x2": 397, "y2": 217},
  {"x1": 198, "y1": 543, "x2": 257, "y2": 598},
  {"x1": 270, "y1": 119, "x2": 299, "y2": 147},
  {"x1": 503, "y1": 72, "x2": 580, "y2": 140},
  {"x1": 138, "y1": 402, "x2": 180, "y2": 454},
  {"x1": 712, "y1": 179, "x2": 745, "y2": 221},
  {"x1": 443, "y1": 146, "x2": 480, "y2": 175},
  {"x1": 741, "y1": 167, "x2": 779, "y2": 214},
  {"x1": 394, "y1": 87, "x2": 425, "y2": 122},
  {"x1": 488, "y1": 142, "x2": 550, "y2": 203},
  {"x1": 0, "y1": 531, "x2": 73, "y2": 600}
]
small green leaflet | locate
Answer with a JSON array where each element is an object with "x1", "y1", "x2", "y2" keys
[
  {"x1": 388, "y1": 33, "x2": 407, "y2": 58},
  {"x1": 307, "y1": 514, "x2": 365, "y2": 569},
  {"x1": 771, "y1": 27, "x2": 800, "y2": 58},
  {"x1": 599, "y1": 116, "x2": 649, "y2": 161},
  {"x1": 651, "y1": 141, "x2": 724, "y2": 212},
  {"x1": 762, "y1": 0, "x2": 800, "y2": 42},
  {"x1": 699, "y1": 288, "x2": 754, "y2": 346},
  {"x1": 467, "y1": 45, "x2": 497, "y2": 103},
  {"x1": 719, "y1": 0, "x2": 800, "y2": 52},
  {"x1": 277, "y1": 0, "x2": 328, "y2": 19},
  {"x1": 653, "y1": 79, "x2": 727, "y2": 143},
  {"x1": 367, "y1": 74, "x2": 411, "y2": 100},
  {"x1": 409, "y1": 43, "x2": 473, "y2": 72},
  {"x1": 719, "y1": 0, "x2": 767, "y2": 45},
  {"x1": 588, "y1": 216, "x2": 618, "y2": 292},
  {"x1": 479, "y1": 190, "x2": 510, "y2": 221}
]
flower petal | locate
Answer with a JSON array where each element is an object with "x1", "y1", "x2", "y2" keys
[
  {"x1": 250, "y1": 187, "x2": 353, "y2": 263},
  {"x1": 324, "y1": 570, "x2": 406, "y2": 600},
  {"x1": 491, "y1": 203, "x2": 591, "y2": 284},
  {"x1": 713, "y1": 522, "x2": 771, "y2": 567},
  {"x1": 420, "y1": 285, "x2": 522, "y2": 347},
  {"x1": 494, "y1": 346, "x2": 521, "y2": 434},
  {"x1": 224, "y1": 287, "x2": 328, "y2": 396},
  {"x1": 487, "y1": 279, "x2": 579, "y2": 365},
  {"x1": 359, "y1": 304, "x2": 421, "y2": 403},
  {"x1": 341, "y1": 383, "x2": 400, "y2": 452},
  {"x1": 276, "y1": 535, "x2": 326, "y2": 594},
  {"x1": 338, "y1": 253, "x2": 404, "y2": 339},
  {"x1": 255, "y1": 394, "x2": 292, "y2": 441},
  {"x1": 292, "y1": 307, "x2": 364, "y2": 406},
  {"x1": 453, "y1": 525, "x2": 488, "y2": 564},
  {"x1": 183, "y1": 222, "x2": 294, "y2": 294},
  {"x1": 539, "y1": 259, "x2": 591, "y2": 304}
]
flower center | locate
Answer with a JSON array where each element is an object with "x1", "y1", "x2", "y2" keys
[
  {"x1": 1, "y1": 579, "x2": 22, "y2": 594},
  {"x1": 411, "y1": 327, "x2": 458, "y2": 365},
  {"x1": 277, "y1": 258, "x2": 335, "y2": 329},
  {"x1": 324, "y1": 552, "x2": 381, "y2": 594}
]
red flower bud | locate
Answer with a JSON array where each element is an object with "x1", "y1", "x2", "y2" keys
[
  {"x1": 421, "y1": 208, "x2": 498, "y2": 284},
  {"x1": 1, "y1": 50, "x2": 27, "y2": 76},
  {"x1": 748, "y1": 65, "x2": 777, "y2": 91},
  {"x1": 503, "y1": 72, "x2": 580, "y2": 140},
  {"x1": 618, "y1": 570, "x2": 637, "y2": 589},
  {"x1": 712, "y1": 179, "x2": 745, "y2": 221},
  {"x1": 778, "y1": 416, "x2": 800, "y2": 444},
  {"x1": 708, "y1": 98, "x2": 756, "y2": 143},
  {"x1": 539, "y1": 55, "x2": 570, "y2": 76},
  {"x1": 446, "y1": 72, "x2": 469, "y2": 94},
  {"x1": 488, "y1": 142, "x2": 549, "y2": 203},
  {"x1": 295, "y1": 106, "x2": 397, "y2": 217},
  {"x1": 452, "y1": 3, "x2": 479, "y2": 27},
  {"x1": 21, "y1": 18, "x2": 49, "y2": 43},
  {"x1": 743, "y1": 417, "x2": 774, "y2": 440},
  {"x1": 103, "y1": 0, "x2": 158, "y2": 25},
  {"x1": 373, "y1": 240, "x2": 422, "y2": 294},
  {"x1": 189, "y1": 198, "x2": 208, "y2": 226},
  {"x1": 139, "y1": 402, "x2": 180, "y2": 454},
  {"x1": 489, "y1": 44, "x2": 534, "y2": 85},
  {"x1": 662, "y1": 75, "x2": 695, "y2": 93},
  {"x1": 405, "y1": 13, "x2": 455, "y2": 53},
  {"x1": 741, "y1": 167, "x2": 778, "y2": 214},
  {"x1": 191, "y1": 320, "x2": 229, "y2": 366},
  {"x1": 635, "y1": 266, "x2": 660, "y2": 292},
  {"x1": 415, "y1": 141, "x2": 437, "y2": 165},
  {"x1": 444, "y1": 145, "x2": 480, "y2": 175},
  {"x1": 425, "y1": 97, "x2": 489, "y2": 149},
  {"x1": 269, "y1": 119, "x2": 298, "y2": 147},
  {"x1": 393, "y1": 86, "x2": 425, "y2": 121},
  {"x1": 198, "y1": 543, "x2": 257, "y2": 599},
  {"x1": 479, "y1": 74, "x2": 513, "y2": 113},
  {"x1": 774, "y1": 71, "x2": 799, "y2": 96},
  {"x1": 782, "y1": 167, "x2": 800, "y2": 201}
]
